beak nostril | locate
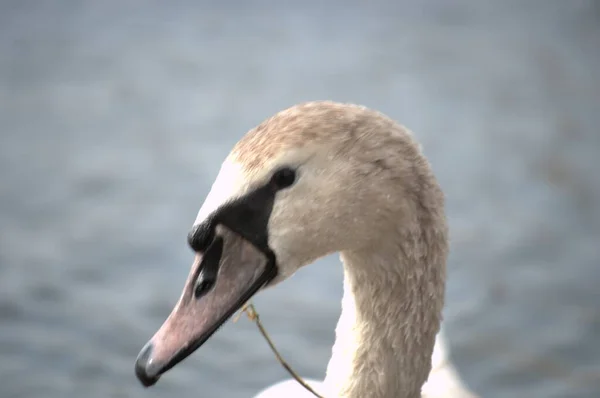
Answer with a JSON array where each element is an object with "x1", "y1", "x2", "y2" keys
[
  {"x1": 193, "y1": 235, "x2": 223, "y2": 299},
  {"x1": 194, "y1": 277, "x2": 215, "y2": 299}
]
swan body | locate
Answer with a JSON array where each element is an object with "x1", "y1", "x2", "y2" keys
[{"x1": 134, "y1": 101, "x2": 477, "y2": 398}]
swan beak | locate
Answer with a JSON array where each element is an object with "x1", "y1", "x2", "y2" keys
[{"x1": 134, "y1": 226, "x2": 275, "y2": 387}]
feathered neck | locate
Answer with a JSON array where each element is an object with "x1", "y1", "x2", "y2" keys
[{"x1": 323, "y1": 222, "x2": 447, "y2": 398}]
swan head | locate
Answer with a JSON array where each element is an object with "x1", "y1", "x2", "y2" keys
[{"x1": 135, "y1": 101, "x2": 445, "y2": 387}]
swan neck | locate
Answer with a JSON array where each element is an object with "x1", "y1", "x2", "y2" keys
[{"x1": 324, "y1": 239, "x2": 446, "y2": 398}]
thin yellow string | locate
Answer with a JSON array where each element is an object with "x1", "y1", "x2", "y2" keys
[{"x1": 234, "y1": 302, "x2": 326, "y2": 398}]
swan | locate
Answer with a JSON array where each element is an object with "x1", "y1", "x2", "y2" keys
[{"x1": 134, "y1": 101, "x2": 478, "y2": 398}]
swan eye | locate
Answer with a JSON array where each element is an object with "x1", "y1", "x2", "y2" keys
[{"x1": 271, "y1": 167, "x2": 296, "y2": 190}]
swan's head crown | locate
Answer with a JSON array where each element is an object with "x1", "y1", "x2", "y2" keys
[{"x1": 134, "y1": 101, "x2": 446, "y2": 387}]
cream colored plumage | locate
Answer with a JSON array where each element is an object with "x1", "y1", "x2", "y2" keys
[
  {"x1": 255, "y1": 332, "x2": 475, "y2": 397},
  {"x1": 204, "y1": 101, "x2": 477, "y2": 398}
]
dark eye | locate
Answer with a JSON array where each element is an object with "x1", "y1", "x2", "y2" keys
[{"x1": 271, "y1": 167, "x2": 296, "y2": 189}]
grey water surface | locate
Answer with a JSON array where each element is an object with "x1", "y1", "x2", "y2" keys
[{"x1": 1, "y1": 1, "x2": 599, "y2": 397}]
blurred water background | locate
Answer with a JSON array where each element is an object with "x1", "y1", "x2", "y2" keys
[{"x1": 1, "y1": 1, "x2": 599, "y2": 397}]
